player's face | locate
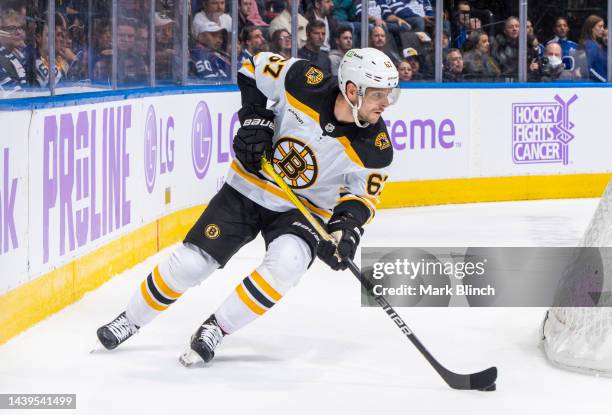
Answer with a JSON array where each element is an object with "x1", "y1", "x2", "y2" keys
[{"x1": 358, "y1": 87, "x2": 396, "y2": 124}]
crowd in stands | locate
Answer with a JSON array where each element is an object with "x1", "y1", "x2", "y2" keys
[{"x1": 0, "y1": 0, "x2": 609, "y2": 97}]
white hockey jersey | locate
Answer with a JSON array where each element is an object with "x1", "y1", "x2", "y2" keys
[{"x1": 226, "y1": 52, "x2": 393, "y2": 225}]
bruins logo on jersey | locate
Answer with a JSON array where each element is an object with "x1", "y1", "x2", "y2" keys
[
  {"x1": 374, "y1": 132, "x2": 391, "y2": 150},
  {"x1": 272, "y1": 137, "x2": 318, "y2": 189},
  {"x1": 204, "y1": 224, "x2": 221, "y2": 239},
  {"x1": 305, "y1": 66, "x2": 324, "y2": 85}
]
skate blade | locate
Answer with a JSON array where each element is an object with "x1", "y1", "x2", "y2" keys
[
  {"x1": 89, "y1": 340, "x2": 102, "y2": 354},
  {"x1": 179, "y1": 350, "x2": 207, "y2": 368}
]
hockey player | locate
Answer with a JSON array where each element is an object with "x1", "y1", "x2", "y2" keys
[{"x1": 96, "y1": 47, "x2": 399, "y2": 365}]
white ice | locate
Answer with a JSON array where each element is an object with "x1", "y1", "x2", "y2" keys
[{"x1": 2, "y1": 198, "x2": 611, "y2": 415}]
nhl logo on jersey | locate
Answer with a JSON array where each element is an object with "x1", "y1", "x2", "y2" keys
[
  {"x1": 305, "y1": 67, "x2": 324, "y2": 85},
  {"x1": 374, "y1": 132, "x2": 391, "y2": 150},
  {"x1": 272, "y1": 137, "x2": 318, "y2": 189},
  {"x1": 204, "y1": 224, "x2": 221, "y2": 239},
  {"x1": 325, "y1": 123, "x2": 335, "y2": 133}
]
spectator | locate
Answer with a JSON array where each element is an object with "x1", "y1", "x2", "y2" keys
[
  {"x1": 270, "y1": 28, "x2": 291, "y2": 59},
  {"x1": 192, "y1": 0, "x2": 232, "y2": 45},
  {"x1": 269, "y1": 0, "x2": 308, "y2": 48},
  {"x1": 451, "y1": 0, "x2": 481, "y2": 49},
  {"x1": 135, "y1": 22, "x2": 149, "y2": 58},
  {"x1": 0, "y1": 6, "x2": 27, "y2": 96},
  {"x1": 527, "y1": 19, "x2": 543, "y2": 58},
  {"x1": 492, "y1": 16, "x2": 519, "y2": 80},
  {"x1": 329, "y1": 26, "x2": 352, "y2": 75},
  {"x1": 239, "y1": 25, "x2": 266, "y2": 65},
  {"x1": 547, "y1": 17, "x2": 578, "y2": 70},
  {"x1": 93, "y1": 21, "x2": 112, "y2": 59},
  {"x1": 32, "y1": 13, "x2": 83, "y2": 87},
  {"x1": 368, "y1": 24, "x2": 386, "y2": 52},
  {"x1": 384, "y1": 0, "x2": 434, "y2": 33},
  {"x1": 298, "y1": 20, "x2": 331, "y2": 73},
  {"x1": 305, "y1": 0, "x2": 336, "y2": 52},
  {"x1": 580, "y1": 14, "x2": 607, "y2": 82},
  {"x1": 238, "y1": 0, "x2": 257, "y2": 34},
  {"x1": 397, "y1": 59, "x2": 412, "y2": 81},
  {"x1": 93, "y1": 19, "x2": 148, "y2": 85},
  {"x1": 533, "y1": 42, "x2": 570, "y2": 82},
  {"x1": 354, "y1": 0, "x2": 410, "y2": 38},
  {"x1": 190, "y1": 21, "x2": 230, "y2": 80},
  {"x1": 462, "y1": 30, "x2": 500, "y2": 81},
  {"x1": 246, "y1": 0, "x2": 269, "y2": 28},
  {"x1": 402, "y1": 47, "x2": 423, "y2": 80},
  {"x1": 155, "y1": 12, "x2": 177, "y2": 82},
  {"x1": 443, "y1": 48, "x2": 466, "y2": 81},
  {"x1": 332, "y1": 0, "x2": 359, "y2": 43}
]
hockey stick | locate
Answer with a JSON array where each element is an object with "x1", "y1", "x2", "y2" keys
[{"x1": 261, "y1": 157, "x2": 497, "y2": 391}]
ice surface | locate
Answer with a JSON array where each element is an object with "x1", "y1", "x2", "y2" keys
[{"x1": 2, "y1": 198, "x2": 611, "y2": 415}]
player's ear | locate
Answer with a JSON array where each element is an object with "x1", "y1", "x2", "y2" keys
[{"x1": 345, "y1": 82, "x2": 357, "y2": 102}]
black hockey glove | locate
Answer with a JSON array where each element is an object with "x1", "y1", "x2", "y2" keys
[
  {"x1": 233, "y1": 105, "x2": 275, "y2": 174},
  {"x1": 317, "y1": 212, "x2": 364, "y2": 271}
]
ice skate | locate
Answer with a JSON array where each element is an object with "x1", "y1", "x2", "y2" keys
[
  {"x1": 179, "y1": 314, "x2": 225, "y2": 367},
  {"x1": 96, "y1": 311, "x2": 139, "y2": 350}
]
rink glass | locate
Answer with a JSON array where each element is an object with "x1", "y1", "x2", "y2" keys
[{"x1": 0, "y1": 0, "x2": 611, "y2": 99}]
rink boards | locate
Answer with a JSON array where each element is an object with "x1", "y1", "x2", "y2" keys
[{"x1": 1, "y1": 86, "x2": 611, "y2": 343}]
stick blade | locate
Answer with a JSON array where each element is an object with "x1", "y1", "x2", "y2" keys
[
  {"x1": 441, "y1": 365, "x2": 497, "y2": 390},
  {"x1": 469, "y1": 366, "x2": 497, "y2": 391}
]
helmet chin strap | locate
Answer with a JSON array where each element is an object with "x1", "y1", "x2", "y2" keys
[{"x1": 341, "y1": 88, "x2": 370, "y2": 128}]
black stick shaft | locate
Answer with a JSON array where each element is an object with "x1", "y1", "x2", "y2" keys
[{"x1": 345, "y1": 258, "x2": 458, "y2": 384}]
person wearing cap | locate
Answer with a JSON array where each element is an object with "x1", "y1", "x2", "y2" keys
[
  {"x1": 190, "y1": 20, "x2": 230, "y2": 80},
  {"x1": 192, "y1": 0, "x2": 232, "y2": 46},
  {"x1": 155, "y1": 12, "x2": 178, "y2": 81},
  {"x1": 402, "y1": 47, "x2": 423, "y2": 80},
  {"x1": 269, "y1": 0, "x2": 309, "y2": 48}
]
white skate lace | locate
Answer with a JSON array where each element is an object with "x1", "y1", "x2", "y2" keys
[
  {"x1": 198, "y1": 323, "x2": 223, "y2": 351},
  {"x1": 107, "y1": 315, "x2": 138, "y2": 341}
]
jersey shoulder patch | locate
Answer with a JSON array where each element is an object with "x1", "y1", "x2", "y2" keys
[
  {"x1": 284, "y1": 60, "x2": 334, "y2": 114},
  {"x1": 346, "y1": 120, "x2": 393, "y2": 169}
]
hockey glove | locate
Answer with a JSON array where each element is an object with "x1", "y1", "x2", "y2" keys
[
  {"x1": 317, "y1": 212, "x2": 364, "y2": 271},
  {"x1": 233, "y1": 105, "x2": 275, "y2": 174}
]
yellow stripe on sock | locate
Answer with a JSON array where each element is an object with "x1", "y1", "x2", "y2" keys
[
  {"x1": 140, "y1": 280, "x2": 167, "y2": 311},
  {"x1": 236, "y1": 284, "x2": 266, "y2": 315},
  {"x1": 153, "y1": 266, "x2": 181, "y2": 299},
  {"x1": 250, "y1": 271, "x2": 282, "y2": 302}
]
